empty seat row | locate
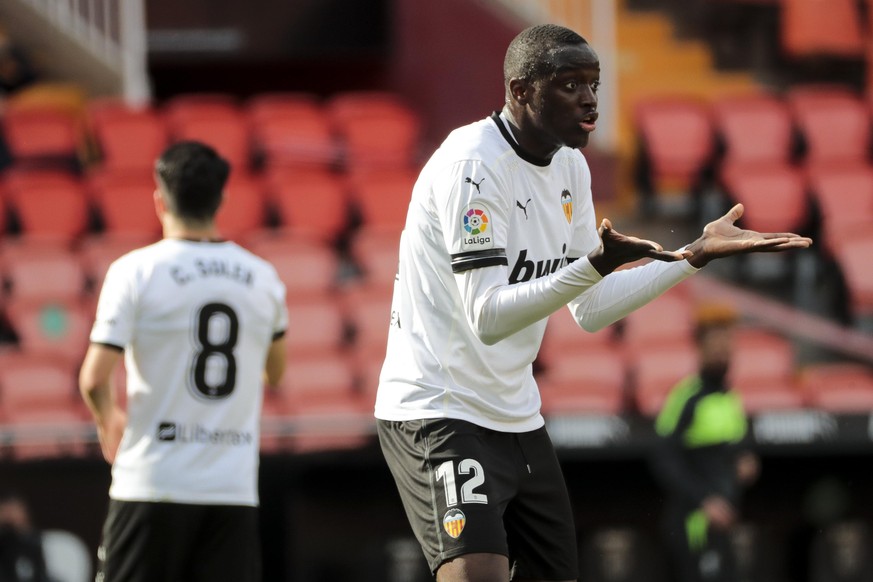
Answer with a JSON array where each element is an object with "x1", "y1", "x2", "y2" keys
[{"x1": 1, "y1": 90, "x2": 424, "y2": 175}]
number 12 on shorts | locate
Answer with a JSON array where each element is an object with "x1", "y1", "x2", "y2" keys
[{"x1": 435, "y1": 459, "x2": 488, "y2": 506}]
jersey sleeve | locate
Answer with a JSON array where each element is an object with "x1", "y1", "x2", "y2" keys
[
  {"x1": 566, "y1": 151, "x2": 602, "y2": 260},
  {"x1": 89, "y1": 258, "x2": 138, "y2": 350},
  {"x1": 433, "y1": 160, "x2": 512, "y2": 274}
]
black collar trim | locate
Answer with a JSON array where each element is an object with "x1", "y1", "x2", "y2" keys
[{"x1": 490, "y1": 111, "x2": 552, "y2": 167}]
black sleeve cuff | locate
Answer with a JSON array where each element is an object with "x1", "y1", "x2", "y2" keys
[{"x1": 451, "y1": 249, "x2": 508, "y2": 273}]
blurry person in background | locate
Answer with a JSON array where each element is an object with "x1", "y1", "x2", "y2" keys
[
  {"x1": 0, "y1": 492, "x2": 49, "y2": 582},
  {"x1": 651, "y1": 304, "x2": 760, "y2": 582},
  {"x1": 0, "y1": 27, "x2": 37, "y2": 98}
]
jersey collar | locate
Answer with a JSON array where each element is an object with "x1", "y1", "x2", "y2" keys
[{"x1": 490, "y1": 111, "x2": 552, "y2": 168}]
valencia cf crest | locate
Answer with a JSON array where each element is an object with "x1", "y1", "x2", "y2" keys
[
  {"x1": 560, "y1": 190, "x2": 573, "y2": 224},
  {"x1": 443, "y1": 508, "x2": 466, "y2": 539}
]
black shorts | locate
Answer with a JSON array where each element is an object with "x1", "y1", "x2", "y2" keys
[
  {"x1": 97, "y1": 499, "x2": 261, "y2": 582},
  {"x1": 377, "y1": 418, "x2": 578, "y2": 580}
]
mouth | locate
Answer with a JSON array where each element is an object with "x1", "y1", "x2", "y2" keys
[{"x1": 579, "y1": 111, "x2": 598, "y2": 133}]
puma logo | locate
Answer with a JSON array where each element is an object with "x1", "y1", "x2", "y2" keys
[
  {"x1": 516, "y1": 198, "x2": 532, "y2": 220},
  {"x1": 465, "y1": 177, "x2": 485, "y2": 193}
]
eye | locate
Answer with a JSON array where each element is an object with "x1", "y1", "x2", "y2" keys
[
  {"x1": 591, "y1": 80, "x2": 601, "y2": 93},
  {"x1": 565, "y1": 80, "x2": 578, "y2": 91}
]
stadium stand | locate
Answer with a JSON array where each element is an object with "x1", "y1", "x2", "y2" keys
[
  {"x1": 86, "y1": 169, "x2": 162, "y2": 238},
  {"x1": 214, "y1": 171, "x2": 269, "y2": 241},
  {"x1": 163, "y1": 93, "x2": 252, "y2": 171},
  {"x1": 85, "y1": 99, "x2": 169, "y2": 171},
  {"x1": 1, "y1": 105, "x2": 83, "y2": 171},
  {"x1": 806, "y1": 163, "x2": 873, "y2": 258},
  {"x1": 0, "y1": 242, "x2": 88, "y2": 302},
  {"x1": 786, "y1": 86, "x2": 871, "y2": 167},
  {"x1": 264, "y1": 167, "x2": 350, "y2": 243},
  {"x1": 711, "y1": 92, "x2": 794, "y2": 169},
  {"x1": 1, "y1": 170, "x2": 90, "y2": 243},
  {"x1": 800, "y1": 363, "x2": 873, "y2": 412},
  {"x1": 538, "y1": 347, "x2": 627, "y2": 416},
  {"x1": 780, "y1": 0, "x2": 865, "y2": 60}
]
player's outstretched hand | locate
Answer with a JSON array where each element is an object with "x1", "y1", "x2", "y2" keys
[
  {"x1": 588, "y1": 218, "x2": 692, "y2": 276},
  {"x1": 685, "y1": 204, "x2": 813, "y2": 268}
]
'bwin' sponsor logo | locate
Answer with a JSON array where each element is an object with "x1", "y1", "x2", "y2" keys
[
  {"x1": 157, "y1": 422, "x2": 253, "y2": 446},
  {"x1": 509, "y1": 247, "x2": 567, "y2": 283}
]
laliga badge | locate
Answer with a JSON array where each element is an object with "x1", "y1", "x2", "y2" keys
[
  {"x1": 443, "y1": 508, "x2": 466, "y2": 539},
  {"x1": 461, "y1": 203, "x2": 494, "y2": 250}
]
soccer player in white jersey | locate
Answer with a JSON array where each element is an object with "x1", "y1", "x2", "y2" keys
[
  {"x1": 375, "y1": 24, "x2": 811, "y2": 582},
  {"x1": 79, "y1": 141, "x2": 287, "y2": 582}
]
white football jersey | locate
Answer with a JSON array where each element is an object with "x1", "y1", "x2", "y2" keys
[
  {"x1": 375, "y1": 113, "x2": 602, "y2": 432},
  {"x1": 90, "y1": 239, "x2": 287, "y2": 506}
]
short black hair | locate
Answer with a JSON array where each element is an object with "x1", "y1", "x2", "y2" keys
[
  {"x1": 504, "y1": 24, "x2": 588, "y2": 84},
  {"x1": 155, "y1": 141, "x2": 230, "y2": 222}
]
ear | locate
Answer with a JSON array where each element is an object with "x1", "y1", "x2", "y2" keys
[
  {"x1": 153, "y1": 189, "x2": 166, "y2": 219},
  {"x1": 508, "y1": 78, "x2": 530, "y2": 106}
]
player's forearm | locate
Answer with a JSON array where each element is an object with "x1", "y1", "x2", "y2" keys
[
  {"x1": 79, "y1": 381, "x2": 114, "y2": 425},
  {"x1": 462, "y1": 255, "x2": 604, "y2": 345},
  {"x1": 569, "y1": 258, "x2": 698, "y2": 332}
]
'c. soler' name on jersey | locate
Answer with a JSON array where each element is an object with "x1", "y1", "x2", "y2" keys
[
  {"x1": 171, "y1": 259, "x2": 254, "y2": 286},
  {"x1": 508, "y1": 244, "x2": 570, "y2": 284}
]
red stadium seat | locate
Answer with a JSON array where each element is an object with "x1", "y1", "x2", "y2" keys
[
  {"x1": 346, "y1": 169, "x2": 417, "y2": 230},
  {"x1": 634, "y1": 96, "x2": 715, "y2": 194},
  {"x1": 164, "y1": 94, "x2": 251, "y2": 170},
  {"x1": 539, "y1": 347, "x2": 627, "y2": 416},
  {"x1": 214, "y1": 172, "x2": 268, "y2": 241},
  {"x1": 1, "y1": 170, "x2": 90, "y2": 243},
  {"x1": 735, "y1": 380, "x2": 805, "y2": 414},
  {"x1": 720, "y1": 163, "x2": 810, "y2": 233},
  {"x1": 806, "y1": 163, "x2": 873, "y2": 256},
  {"x1": 79, "y1": 233, "x2": 157, "y2": 292},
  {"x1": 4, "y1": 298, "x2": 92, "y2": 365},
  {"x1": 781, "y1": 0, "x2": 864, "y2": 59},
  {"x1": 341, "y1": 287, "x2": 393, "y2": 362},
  {"x1": 87, "y1": 101, "x2": 168, "y2": 171},
  {"x1": 712, "y1": 93, "x2": 794, "y2": 168},
  {"x1": 630, "y1": 342, "x2": 698, "y2": 417},
  {"x1": 348, "y1": 227, "x2": 401, "y2": 293},
  {"x1": 284, "y1": 297, "x2": 347, "y2": 357},
  {"x1": 245, "y1": 233, "x2": 340, "y2": 299},
  {"x1": 265, "y1": 167, "x2": 349, "y2": 242},
  {"x1": 87, "y1": 169, "x2": 162, "y2": 238},
  {"x1": 327, "y1": 91, "x2": 423, "y2": 170},
  {"x1": 0, "y1": 355, "x2": 87, "y2": 459},
  {"x1": 729, "y1": 328, "x2": 795, "y2": 386},
  {"x1": 247, "y1": 93, "x2": 338, "y2": 169},
  {"x1": 833, "y1": 232, "x2": 873, "y2": 317},
  {"x1": 540, "y1": 307, "x2": 619, "y2": 369},
  {"x1": 0, "y1": 242, "x2": 87, "y2": 302},
  {"x1": 787, "y1": 86, "x2": 870, "y2": 166},
  {"x1": 1, "y1": 107, "x2": 82, "y2": 169},
  {"x1": 800, "y1": 363, "x2": 873, "y2": 412},
  {"x1": 621, "y1": 289, "x2": 695, "y2": 351}
]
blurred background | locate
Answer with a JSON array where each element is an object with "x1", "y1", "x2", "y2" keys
[{"x1": 0, "y1": 0, "x2": 873, "y2": 580}]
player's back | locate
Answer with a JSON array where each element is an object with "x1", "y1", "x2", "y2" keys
[{"x1": 93, "y1": 239, "x2": 286, "y2": 505}]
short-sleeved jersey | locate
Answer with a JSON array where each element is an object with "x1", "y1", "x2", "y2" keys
[
  {"x1": 375, "y1": 113, "x2": 601, "y2": 432},
  {"x1": 90, "y1": 239, "x2": 287, "y2": 506}
]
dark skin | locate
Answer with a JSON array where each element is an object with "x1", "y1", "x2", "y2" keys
[{"x1": 439, "y1": 41, "x2": 811, "y2": 582}]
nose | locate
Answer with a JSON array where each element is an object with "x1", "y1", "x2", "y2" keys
[{"x1": 580, "y1": 85, "x2": 597, "y2": 107}]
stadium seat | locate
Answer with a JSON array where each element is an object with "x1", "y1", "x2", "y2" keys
[
  {"x1": 327, "y1": 91, "x2": 423, "y2": 170},
  {"x1": 711, "y1": 93, "x2": 794, "y2": 168},
  {"x1": 341, "y1": 287, "x2": 393, "y2": 362},
  {"x1": 280, "y1": 353, "x2": 371, "y2": 452},
  {"x1": 538, "y1": 347, "x2": 627, "y2": 416},
  {"x1": 247, "y1": 92, "x2": 338, "y2": 169},
  {"x1": 214, "y1": 172, "x2": 269, "y2": 241},
  {"x1": 539, "y1": 305, "x2": 620, "y2": 369},
  {"x1": 720, "y1": 163, "x2": 810, "y2": 233},
  {"x1": 284, "y1": 297, "x2": 347, "y2": 357},
  {"x1": 265, "y1": 167, "x2": 350, "y2": 242},
  {"x1": 87, "y1": 100, "x2": 168, "y2": 171},
  {"x1": 87, "y1": 169, "x2": 162, "y2": 237},
  {"x1": 4, "y1": 298, "x2": 92, "y2": 365},
  {"x1": 832, "y1": 232, "x2": 873, "y2": 317},
  {"x1": 0, "y1": 355, "x2": 87, "y2": 459},
  {"x1": 346, "y1": 168, "x2": 418, "y2": 230},
  {"x1": 736, "y1": 380, "x2": 805, "y2": 414},
  {"x1": 245, "y1": 233, "x2": 340, "y2": 299},
  {"x1": 1, "y1": 107, "x2": 83, "y2": 170},
  {"x1": 347, "y1": 227, "x2": 401, "y2": 293},
  {"x1": 634, "y1": 96, "x2": 715, "y2": 194},
  {"x1": 1, "y1": 170, "x2": 90, "y2": 243},
  {"x1": 781, "y1": 0, "x2": 865, "y2": 59},
  {"x1": 0, "y1": 242, "x2": 87, "y2": 302},
  {"x1": 786, "y1": 86, "x2": 871, "y2": 166},
  {"x1": 629, "y1": 342, "x2": 698, "y2": 416},
  {"x1": 800, "y1": 363, "x2": 873, "y2": 412},
  {"x1": 621, "y1": 289, "x2": 695, "y2": 352},
  {"x1": 806, "y1": 163, "x2": 873, "y2": 256},
  {"x1": 729, "y1": 328, "x2": 796, "y2": 386},
  {"x1": 164, "y1": 94, "x2": 251, "y2": 170}
]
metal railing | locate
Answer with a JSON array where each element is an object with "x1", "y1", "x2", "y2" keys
[{"x1": 18, "y1": 0, "x2": 150, "y2": 104}]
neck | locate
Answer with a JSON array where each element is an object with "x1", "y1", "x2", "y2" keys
[
  {"x1": 162, "y1": 215, "x2": 220, "y2": 242},
  {"x1": 501, "y1": 105, "x2": 559, "y2": 163}
]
